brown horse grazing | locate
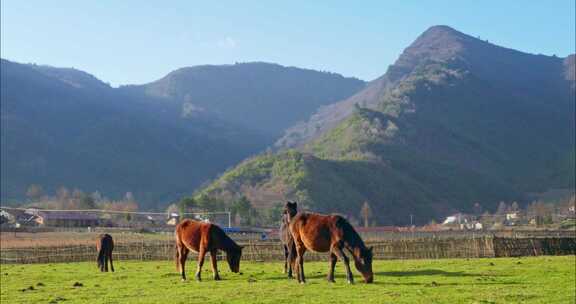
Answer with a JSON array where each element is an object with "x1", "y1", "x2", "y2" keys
[
  {"x1": 280, "y1": 201, "x2": 298, "y2": 278},
  {"x1": 96, "y1": 234, "x2": 114, "y2": 272},
  {"x1": 289, "y1": 213, "x2": 373, "y2": 284},
  {"x1": 175, "y1": 219, "x2": 243, "y2": 281}
]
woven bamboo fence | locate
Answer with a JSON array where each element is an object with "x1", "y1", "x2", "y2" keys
[{"x1": 2, "y1": 236, "x2": 574, "y2": 264}]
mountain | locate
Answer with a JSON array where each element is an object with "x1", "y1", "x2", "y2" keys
[
  {"x1": 1, "y1": 60, "x2": 364, "y2": 207},
  {"x1": 122, "y1": 62, "x2": 365, "y2": 136},
  {"x1": 199, "y1": 26, "x2": 576, "y2": 225}
]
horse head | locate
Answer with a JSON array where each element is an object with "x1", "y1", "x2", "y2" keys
[
  {"x1": 283, "y1": 201, "x2": 298, "y2": 221},
  {"x1": 353, "y1": 246, "x2": 374, "y2": 283},
  {"x1": 226, "y1": 245, "x2": 243, "y2": 273}
]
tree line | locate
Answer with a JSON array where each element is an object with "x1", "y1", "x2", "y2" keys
[{"x1": 23, "y1": 184, "x2": 139, "y2": 212}]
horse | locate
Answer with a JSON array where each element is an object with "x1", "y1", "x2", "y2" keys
[
  {"x1": 280, "y1": 201, "x2": 298, "y2": 278},
  {"x1": 175, "y1": 219, "x2": 243, "y2": 281},
  {"x1": 96, "y1": 234, "x2": 115, "y2": 272},
  {"x1": 289, "y1": 213, "x2": 373, "y2": 284}
]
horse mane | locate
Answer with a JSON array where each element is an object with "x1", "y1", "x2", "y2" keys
[
  {"x1": 335, "y1": 216, "x2": 366, "y2": 250},
  {"x1": 212, "y1": 224, "x2": 241, "y2": 253}
]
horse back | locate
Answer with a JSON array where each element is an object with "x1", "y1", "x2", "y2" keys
[
  {"x1": 175, "y1": 219, "x2": 209, "y2": 252},
  {"x1": 290, "y1": 213, "x2": 341, "y2": 252},
  {"x1": 97, "y1": 234, "x2": 114, "y2": 252}
]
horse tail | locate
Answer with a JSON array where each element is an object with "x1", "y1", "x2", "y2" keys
[
  {"x1": 288, "y1": 238, "x2": 297, "y2": 266},
  {"x1": 97, "y1": 241, "x2": 104, "y2": 269},
  {"x1": 174, "y1": 226, "x2": 182, "y2": 271},
  {"x1": 175, "y1": 246, "x2": 180, "y2": 271}
]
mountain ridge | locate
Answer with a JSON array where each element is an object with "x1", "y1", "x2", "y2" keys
[
  {"x1": 201, "y1": 25, "x2": 575, "y2": 225},
  {"x1": 275, "y1": 25, "x2": 574, "y2": 149},
  {"x1": 1, "y1": 59, "x2": 364, "y2": 207}
]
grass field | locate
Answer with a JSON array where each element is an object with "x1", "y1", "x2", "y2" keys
[{"x1": 1, "y1": 256, "x2": 574, "y2": 304}]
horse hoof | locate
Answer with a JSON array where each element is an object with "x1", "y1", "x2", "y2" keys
[
  {"x1": 327, "y1": 279, "x2": 335, "y2": 283},
  {"x1": 181, "y1": 278, "x2": 186, "y2": 282},
  {"x1": 347, "y1": 280, "x2": 354, "y2": 284}
]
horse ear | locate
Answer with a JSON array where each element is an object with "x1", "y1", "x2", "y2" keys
[
  {"x1": 368, "y1": 246, "x2": 373, "y2": 252},
  {"x1": 239, "y1": 246, "x2": 245, "y2": 250}
]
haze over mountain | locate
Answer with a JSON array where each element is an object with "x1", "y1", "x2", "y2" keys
[
  {"x1": 0, "y1": 60, "x2": 364, "y2": 207},
  {"x1": 123, "y1": 62, "x2": 365, "y2": 137},
  {"x1": 199, "y1": 26, "x2": 575, "y2": 225}
]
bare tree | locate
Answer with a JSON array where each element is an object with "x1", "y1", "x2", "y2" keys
[
  {"x1": 56, "y1": 186, "x2": 70, "y2": 203},
  {"x1": 124, "y1": 192, "x2": 135, "y2": 203},
  {"x1": 472, "y1": 202, "x2": 483, "y2": 216},
  {"x1": 496, "y1": 201, "x2": 508, "y2": 214},
  {"x1": 25, "y1": 184, "x2": 43, "y2": 202},
  {"x1": 360, "y1": 201, "x2": 372, "y2": 228},
  {"x1": 510, "y1": 201, "x2": 519, "y2": 212}
]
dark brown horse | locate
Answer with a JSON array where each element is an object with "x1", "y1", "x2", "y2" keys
[
  {"x1": 280, "y1": 201, "x2": 298, "y2": 278},
  {"x1": 175, "y1": 219, "x2": 243, "y2": 281},
  {"x1": 96, "y1": 234, "x2": 114, "y2": 272},
  {"x1": 289, "y1": 213, "x2": 373, "y2": 284}
]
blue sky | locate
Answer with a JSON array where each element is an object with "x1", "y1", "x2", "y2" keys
[{"x1": 2, "y1": 1, "x2": 574, "y2": 86}]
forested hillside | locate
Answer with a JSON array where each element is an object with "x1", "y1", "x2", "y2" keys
[{"x1": 199, "y1": 26, "x2": 575, "y2": 225}]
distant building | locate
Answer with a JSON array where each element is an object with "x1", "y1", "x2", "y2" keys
[
  {"x1": 34, "y1": 211, "x2": 100, "y2": 227},
  {"x1": 442, "y1": 213, "x2": 483, "y2": 230},
  {"x1": 2, "y1": 209, "x2": 37, "y2": 226},
  {"x1": 442, "y1": 213, "x2": 470, "y2": 225},
  {"x1": 506, "y1": 212, "x2": 519, "y2": 221},
  {"x1": 0, "y1": 210, "x2": 15, "y2": 225},
  {"x1": 166, "y1": 213, "x2": 180, "y2": 226}
]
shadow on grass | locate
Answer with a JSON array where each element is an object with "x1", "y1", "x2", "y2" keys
[
  {"x1": 371, "y1": 281, "x2": 521, "y2": 287},
  {"x1": 375, "y1": 269, "x2": 483, "y2": 277},
  {"x1": 267, "y1": 269, "x2": 483, "y2": 281},
  {"x1": 266, "y1": 273, "x2": 346, "y2": 281}
]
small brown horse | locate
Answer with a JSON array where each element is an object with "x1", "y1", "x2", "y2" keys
[
  {"x1": 280, "y1": 201, "x2": 298, "y2": 278},
  {"x1": 175, "y1": 219, "x2": 243, "y2": 281},
  {"x1": 289, "y1": 213, "x2": 373, "y2": 284},
  {"x1": 96, "y1": 234, "x2": 114, "y2": 272}
]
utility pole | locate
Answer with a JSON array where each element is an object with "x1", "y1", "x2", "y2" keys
[{"x1": 410, "y1": 214, "x2": 413, "y2": 226}]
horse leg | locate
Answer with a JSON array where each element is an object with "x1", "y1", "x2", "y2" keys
[
  {"x1": 175, "y1": 246, "x2": 181, "y2": 272},
  {"x1": 108, "y1": 250, "x2": 115, "y2": 272},
  {"x1": 283, "y1": 244, "x2": 288, "y2": 274},
  {"x1": 179, "y1": 247, "x2": 189, "y2": 281},
  {"x1": 104, "y1": 253, "x2": 109, "y2": 272},
  {"x1": 97, "y1": 249, "x2": 104, "y2": 272},
  {"x1": 333, "y1": 244, "x2": 353, "y2": 284},
  {"x1": 210, "y1": 249, "x2": 220, "y2": 280},
  {"x1": 195, "y1": 248, "x2": 206, "y2": 282},
  {"x1": 295, "y1": 245, "x2": 306, "y2": 284},
  {"x1": 327, "y1": 252, "x2": 337, "y2": 282},
  {"x1": 286, "y1": 244, "x2": 293, "y2": 279}
]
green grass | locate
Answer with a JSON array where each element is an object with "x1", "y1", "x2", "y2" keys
[{"x1": 1, "y1": 256, "x2": 574, "y2": 304}]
